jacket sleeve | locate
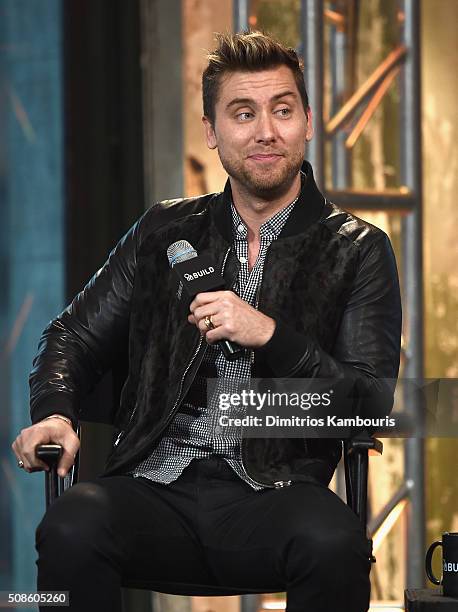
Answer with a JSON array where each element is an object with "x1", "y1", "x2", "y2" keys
[
  {"x1": 255, "y1": 231, "x2": 402, "y2": 424},
  {"x1": 29, "y1": 214, "x2": 145, "y2": 430}
]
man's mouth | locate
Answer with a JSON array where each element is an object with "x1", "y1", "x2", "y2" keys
[{"x1": 248, "y1": 154, "x2": 283, "y2": 162}]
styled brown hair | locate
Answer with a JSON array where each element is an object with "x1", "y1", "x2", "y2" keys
[{"x1": 202, "y1": 30, "x2": 309, "y2": 127}]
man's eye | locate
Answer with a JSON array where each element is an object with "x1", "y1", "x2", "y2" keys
[
  {"x1": 236, "y1": 112, "x2": 253, "y2": 121},
  {"x1": 276, "y1": 108, "x2": 290, "y2": 117}
]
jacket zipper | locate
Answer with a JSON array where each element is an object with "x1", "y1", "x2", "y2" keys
[
  {"x1": 115, "y1": 384, "x2": 140, "y2": 445},
  {"x1": 239, "y1": 440, "x2": 291, "y2": 488},
  {"x1": 250, "y1": 284, "x2": 262, "y2": 365}
]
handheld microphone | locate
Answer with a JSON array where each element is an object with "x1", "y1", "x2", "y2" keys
[{"x1": 167, "y1": 240, "x2": 244, "y2": 361}]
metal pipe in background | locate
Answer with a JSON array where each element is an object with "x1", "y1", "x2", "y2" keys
[
  {"x1": 234, "y1": 0, "x2": 249, "y2": 32},
  {"x1": 329, "y1": 3, "x2": 350, "y2": 504},
  {"x1": 324, "y1": 188, "x2": 414, "y2": 212},
  {"x1": 400, "y1": 0, "x2": 425, "y2": 589},
  {"x1": 301, "y1": 0, "x2": 324, "y2": 188},
  {"x1": 241, "y1": 594, "x2": 260, "y2": 612},
  {"x1": 326, "y1": 45, "x2": 407, "y2": 136},
  {"x1": 330, "y1": 3, "x2": 351, "y2": 190}
]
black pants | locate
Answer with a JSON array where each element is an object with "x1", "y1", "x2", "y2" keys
[{"x1": 35, "y1": 456, "x2": 371, "y2": 611}]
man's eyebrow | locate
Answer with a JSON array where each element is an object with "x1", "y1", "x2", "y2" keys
[{"x1": 225, "y1": 90, "x2": 297, "y2": 110}]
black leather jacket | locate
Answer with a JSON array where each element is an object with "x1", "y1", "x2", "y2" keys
[{"x1": 29, "y1": 161, "x2": 402, "y2": 488}]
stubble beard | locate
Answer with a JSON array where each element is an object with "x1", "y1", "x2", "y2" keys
[{"x1": 218, "y1": 149, "x2": 304, "y2": 200}]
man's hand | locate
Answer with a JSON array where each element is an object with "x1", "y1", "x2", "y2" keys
[
  {"x1": 188, "y1": 290, "x2": 276, "y2": 348},
  {"x1": 11, "y1": 417, "x2": 80, "y2": 478}
]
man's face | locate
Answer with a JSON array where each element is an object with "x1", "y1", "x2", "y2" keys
[{"x1": 203, "y1": 65, "x2": 313, "y2": 199}]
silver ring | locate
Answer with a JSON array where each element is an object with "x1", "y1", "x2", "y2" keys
[{"x1": 17, "y1": 459, "x2": 24, "y2": 469}]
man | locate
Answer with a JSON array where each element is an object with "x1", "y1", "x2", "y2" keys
[{"x1": 12, "y1": 31, "x2": 401, "y2": 611}]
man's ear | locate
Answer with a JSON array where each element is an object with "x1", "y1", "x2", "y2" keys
[
  {"x1": 202, "y1": 115, "x2": 217, "y2": 149},
  {"x1": 305, "y1": 107, "x2": 314, "y2": 142}
]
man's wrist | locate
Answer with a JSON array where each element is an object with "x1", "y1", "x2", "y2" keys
[{"x1": 41, "y1": 414, "x2": 73, "y2": 428}]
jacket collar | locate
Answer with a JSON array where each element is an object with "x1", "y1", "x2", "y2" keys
[{"x1": 211, "y1": 160, "x2": 325, "y2": 242}]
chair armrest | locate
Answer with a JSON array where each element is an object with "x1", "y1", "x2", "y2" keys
[
  {"x1": 343, "y1": 431, "x2": 383, "y2": 531},
  {"x1": 342, "y1": 432, "x2": 383, "y2": 564},
  {"x1": 346, "y1": 434, "x2": 383, "y2": 456},
  {"x1": 36, "y1": 443, "x2": 63, "y2": 465},
  {"x1": 36, "y1": 439, "x2": 80, "y2": 509}
]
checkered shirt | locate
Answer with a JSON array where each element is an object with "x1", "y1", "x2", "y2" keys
[{"x1": 127, "y1": 190, "x2": 299, "y2": 489}]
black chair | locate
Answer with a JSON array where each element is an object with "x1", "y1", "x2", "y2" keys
[{"x1": 35, "y1": 429, "x2": 382, "y2": 599}]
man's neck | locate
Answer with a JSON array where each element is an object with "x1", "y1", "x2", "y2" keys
[{"x1": 230, "y1": 173, "x2": 301, "y2": 239}]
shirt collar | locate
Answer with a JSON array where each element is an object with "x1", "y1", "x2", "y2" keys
[{"x1": 230, "y1": 188, "x2": 300, "y2": 241}]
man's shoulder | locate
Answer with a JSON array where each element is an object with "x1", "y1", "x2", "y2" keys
[
  {"x1": 319, "y1": 199, "x2": 390, "y2": 252},
  {"x1": 135, "y1": 190, "x2": 222, "y2": 243}
]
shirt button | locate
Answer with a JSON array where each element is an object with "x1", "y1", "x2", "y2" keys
[
  {"x1": 237, "y1": 224, "x2": 245, "y2": 234},
  {"x1": 239, "y1": 256, "x2": 247, "y2": 264}
]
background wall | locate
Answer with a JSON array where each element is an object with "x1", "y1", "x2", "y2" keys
[
  {"x1": 422, "y1": 0, "x2": 458, "y2": 577},
  {"x1": 0, "y1": 0, "x2": 65, "y2": 596}
]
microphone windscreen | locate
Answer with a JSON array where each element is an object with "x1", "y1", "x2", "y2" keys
[{"x1": 167, "y1": 240, "x2": 198, "y2": 268}]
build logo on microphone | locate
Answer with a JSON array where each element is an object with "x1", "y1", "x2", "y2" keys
[{"x1": 184, "y1": 266, "x2": 215, "y2": 281}]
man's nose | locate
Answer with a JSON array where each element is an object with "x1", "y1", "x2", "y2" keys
[{"x1": 254, "y1": 111, "x2": 277, "y2": 143}]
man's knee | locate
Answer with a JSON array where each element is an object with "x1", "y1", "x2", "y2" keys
[
  {"x1": 288, "y1": 526, "x2": 371, "y2": 577},
  {"x1": 36, "y1": 481, "x2": 112, "y2": 552}
]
